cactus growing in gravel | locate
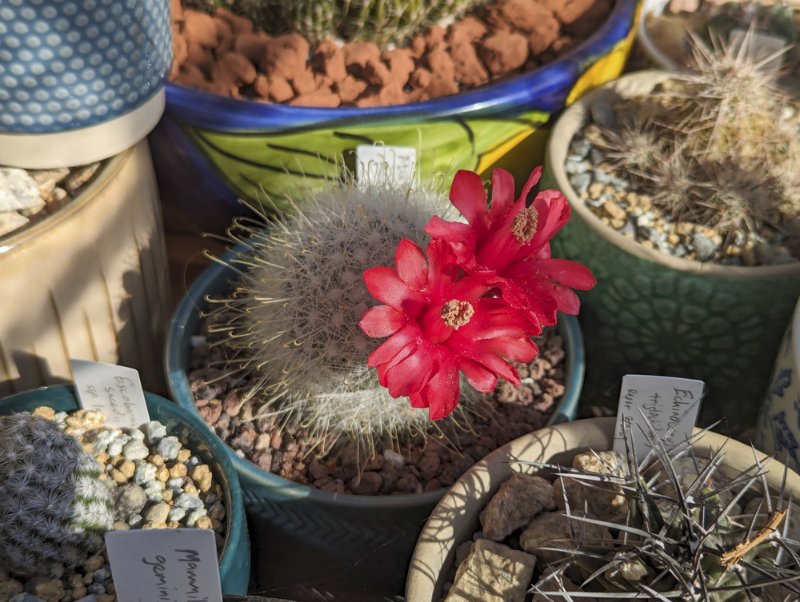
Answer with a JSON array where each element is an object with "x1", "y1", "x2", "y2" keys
[
  {"x1": 0, "y1": 413, "x2": 113, "y2": 578},
  {"x1": 527, "y1": 423, "x2": 800, "y2": 600},
  {"x1": 189, "y1": 0, "x2": 484, "y2": 45},
  {"x1": 598, "y1": 32, "x2": 800, "y2": 243},
  {"x1": 208, "y1": 182, "x2": 461, "y2": 459}
]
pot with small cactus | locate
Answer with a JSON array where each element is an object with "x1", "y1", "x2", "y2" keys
[
  {"x1": 0, "y1": 384, "x2": 251, "y2": 598},
  {"x1": 543, "y1": 41, "x2": 800, "y2": 427},
  {"x1": 166, "y1": 168, "x2": 593, "y2": 594},
  {"x1": 406, "y1": 416, "x2": 800, "y2": 601},
  {"x1": 151, "y1": 0, "x2": 641, "y2": 236}
]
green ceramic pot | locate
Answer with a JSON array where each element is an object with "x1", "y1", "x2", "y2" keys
[{"x1": 544, "y1": 70, "x2": 800, "y2": 428}]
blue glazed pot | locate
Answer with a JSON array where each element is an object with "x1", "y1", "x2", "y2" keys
[
  {"x1": 164, "y1": 244, "x2": 585, "y2": 595},
  {"x1": 0, "y1": 385, "x2": 251, "y2": 596},
  {"x1": 0, "y1": 0, "x2": 172, "y2": 168},
  {"x1": 150, "y1": 0, "x2": 641, "y2": 235}
]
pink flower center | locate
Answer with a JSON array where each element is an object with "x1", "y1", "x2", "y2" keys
[
  {"x1": 441, "y1": 299, "x2": 474, "y2": 329},
  {"x1": 512, "y1": 206, "x2": 539, "y2": 244}
]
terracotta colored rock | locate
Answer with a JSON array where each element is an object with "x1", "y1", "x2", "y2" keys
[
  {"x1": 215, "y1": 7, "x2": 253, "y2": 35},
  {"x1": 313, "y1": 39, "x2": 347, "y2": 82},
  {"x1": 186, "y1": 42, "x2": 214, "y2": 73},
  {"x1": 183, "y1": 10, "x2": 218, "y2": 48},
  {"x1": 235, "y1": 32, "x2": 269, "y2": 64},
  {"x1": 253, "y1": 74, "x2": 269, "y2": 98},
  {"x1": 478, "y1": 32, "x2": 529, "y2": 76},
  {"x1": 378, "y1": 82, "x2": 407, "y2": 105},
  {"x1": 424, "y1": 25, "x2": 447, "y2": 51},
  {"x1": 410, "y1": 67, "x2": 432, "y2": 89},
  {"x1": 426, "y1": 72, "x2": 460, "y2": 98},
  {"x1": 314, "y1": 73, "x2": 334, "y2": 91},
  {"x1": 482, "y1": 4, "x2": 514, "y2": 31},
  {"x1": 447, "y1": 16, "x2": 488, "y2": 46},
  {"x1": 564, "y1": 0, "x2": 613, "y2": 37},
  {"x1": 268, "y1": 75, "x2": 294, "y2": 103},
  {"x1": 528, "y1": 15, "x2": 560, "y2": 55},
  {"x1": 542, "y1": 0, "x2": 603, "y2": 26},
  {"x1": 355, "y1": 88, "x2": 382, "y2": 108},
  {"x1": 213, "y1": 17, "x2": 233, "y2": 52},
  {"x1": 362, "y1": 59, "x2": 392, "y2": 87},
  {"x1": 410, "y1": 35, "x2": 427, "y2": 59},
  {"x1": 262, "y1": 34, "x2": 311, "y2": 81},
  {"x1": 425, "y1": 47, "x2": 456, "y2": 81},
  {"x1": 171, "y1": 24, "x2": 188, "y2": 75},
  {"x1": 175, "y1": 64, "x2": 206, "y2": 88},
  {"x1": 290, "y1": 89, "x2": 341, "y2": 108},
  {"x1": 222, "y1": 52, "x2": 256, "y2": 85},
  {"x1": 337, "y1": 75, "x2": 368, "y2": 104},
  {"x1": 450, "y1": 42, "x2": 489, "y2": 86},
  {"x1": 170, "y1": 0, "x2": 183, "y2": 23},
  {"x1": 210, "y1": 64, "x2": 239, "y2": 97},
  {"x1": 291, "y1": 67, "x2": 317, "y2": 95},
  {"x1": 382, "y1": 48, "x2": 416, "y2": 86},
  {"x1": 344, "y1": 41, "x2": 381, "y2": 70}
]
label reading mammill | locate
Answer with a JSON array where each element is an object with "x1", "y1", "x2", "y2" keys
[
  {"x1": 71, "y1": 359, "x2": 149, "y2": 429},
  {"x1": 356, "y1": 144, "x2": 417, "y2": 188},
  {"x1": 613, "y1": 374, "x2": 705, "y2": 459},
  {"x1": 105, "y1": 529, "x2": 223, "y2": 602}
]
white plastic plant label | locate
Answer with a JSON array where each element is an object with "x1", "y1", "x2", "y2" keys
[
  {"x1": 70, "y1": 359, "x2": 149, "y2": 429},
  {"x1": 612, "y1": 374, "x2": 705, "y2": 459},
  {"x1": 356, "y1": 144, "x2": 417, "y2": 188},
  {"x1": 105, "y1": 529, "x2": 223, "y2": 602}
]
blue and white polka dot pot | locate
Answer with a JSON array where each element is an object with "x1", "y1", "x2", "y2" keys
[{"x1": 0, "y1": 0, "x2": 172, "y2": 168}]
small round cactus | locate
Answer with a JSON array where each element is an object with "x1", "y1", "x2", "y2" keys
[
  {"x1": 211, "y1": 181, "x2": 456, "y2": 458},
  {"x1": 0, "y1": 413, "x2": 113, "y2": 577}
]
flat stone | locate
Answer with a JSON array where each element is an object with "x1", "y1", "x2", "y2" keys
[
  {"x1": 553, "y1": 450, "x2": 628, "y2": 523},
  {"x1": 0, "y1": 212, "x2": 29, "y2": 237},
  {"x1": 480, "y1": 473, "x2": 556, "y2": 541},
  {"x1": 691, "y1": 232, "x2": 718, "y2": 261},
  {"x1": 144, "y1": 501, "x2": 170, "y2": 524},
  {"x1": 520, "y1": 511, "x2": 612, "y2": 564},
  {"x1": 445, "y1": 539, "x2": 536, "y2": 602},
  {"x1": 0, "y1": 168, "x2": 43, "y2": 212}
]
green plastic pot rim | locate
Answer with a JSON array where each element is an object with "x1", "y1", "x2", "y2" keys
[
  {"x1": 0, "y1": 148, "x2": 128, "y2": 257},
  {"x1": 166, "y1": 245, "x2": 585, "y2": 510},
  {"x1": 547, "y1": 68, "x2": 800, "y2": 279}
]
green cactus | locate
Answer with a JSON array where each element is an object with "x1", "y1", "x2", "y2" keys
[
  {"x1": 0, "y1": 413, "x2": 113, "y2": 578},
  {"x1": 208, "y1": 180, "x2": 467, "y2": 459},
  {"x1": 225, "y1": 0, "x2": 484, "y2": 46}
]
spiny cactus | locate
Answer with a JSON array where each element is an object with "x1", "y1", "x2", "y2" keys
[
  {"x1": 598, "y1": 32, "x2": 800, "y2": 242},
  {"x1": 0, "y1": 413, "x2": 113, "y2": 578},
  {"x1": 528, "y1": 422, "x2": 800, "y2": 600},
  {"x1": 200, "y1": 0, "x2": 484, "y2": 46},
  {"x1": 207, "y1": 181, "x2": 468, "y2": 459}
]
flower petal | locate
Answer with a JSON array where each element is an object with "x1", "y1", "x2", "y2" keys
[
  {"x1": 449, "y1": 170, "x2": 488, "y2": 226},
  {"x1": 530, "y1": 191, "x2": 570, "y2": 249},
  {"x1": 363, "y1": 266, "x2": 424, "y2": 313},
  {"x1": 395, "y1": 238, "x2": 428, "y2": 290},
  {"x1": 517, "y1": 165, "x2": 543, "y2": 204},
  {"x1": 367, "y1": 323, "x2": 421, "y2": 367},
  {"x1": 460, "y1": 359, "x2": 498, "y2": 393},
  {"x1": 527, "y1": 258, "x2": 596, "y2": 290},
  {"x1": 384, "y1": 347, "x2": 435, "y2": 397},
  {"x1": 488, "y1": 169, "x2": 516, "y2": 222},
  {"x1": 359, "y1": 305, "x2": 407, "y2": 338},
  {"x1": 425, "y1": 215, "x2": 475, "y2": 246},
  {"x1": 423, "y1": 360, "x2": 461, "y2": 420},
  {"x1": 467, "y1": 350, "x2": 520, "y2": 386}
]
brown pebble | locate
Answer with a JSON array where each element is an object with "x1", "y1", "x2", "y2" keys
[
  {"x1": 169, "y1": 463, "x2": 188, "y2": 479},
  {"x1": 313, "y1": 39, "x2": 347, "y2": 82},
  {"x1": 270, "y1": 431, "x2": 283, "y2": 450},
  {"x1": 382, "y1": 48, "x2": 415, "y2": 86},
  {"x1": 183, "y1": 11, "x2": 218, "y2": 48},
  {"x1": 410, "y1": 67, "x2": 432, "y2": 89},
  {"x1": 253, "y1": 74, "x2": 269, "y2": 98},
  {"x1": 263, "y1": 33, "x2": 311, "y2": 81},
  {"x1": 426, "y1": 72, "x2": 460, "y2": 98},
  {"x1": 423, "y1": 25, "x2": 447, "y2": 51},
  {"x1": 234, "y1": 32, "x2": 269, "y2": 64},
  {"x1": 410, "y1": 35, "x2": 427, "y2": 59},
  {"x1": 349, "y1": 471, "x2": 383, "y2": 495},
  {"x1": 450, "y1": 42, "x2": 489, "y2": 87},
  {"x1": 149, "y1": 454, "x2": 165, "y2": 467},
  {"x1": 222, "y1": 52, "x2": 257, "y2": 85},
  {"x1": 337, "y1": 75, "x2": 368, "y2": 104},
  {"x1": 171, "y1": 26, "x2": 188, "y2": 76},
  {"x1": 478, "y1": 32, "x2": 529, "y2": 76},
  {"x1": 362, "y1": 60, "x2": 392, "y2": 87},
  {"x1": 213, "y1": 17, "x2": 233, "y2": 51},
  {"x1": 344, "y1": 41, "x2": 381, "y2": 71},
  {"x1": 169, "y1": 0, "x2": 183, "y2": 22},
  {"x1": 215, "y1": 7, "x2": 253, "y2": 35},
  {"x1": 447, "y1": 16, "x2": 488, "y2": 46},
  {"x1": 291, "y1": 68, "x2": 318, "y2": 96}
]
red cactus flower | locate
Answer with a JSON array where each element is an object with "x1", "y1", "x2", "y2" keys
[
  {"x1": 359, "y1": 239, "x2": 539, "y2": 420},
  {"x1": 425, "y1": 167, "x2": 596, "y2": 326}
]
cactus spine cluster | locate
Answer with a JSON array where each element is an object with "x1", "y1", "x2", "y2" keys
[
  {"x1": 187, "y1": 0, "x2": 484, "y2": 45},
  {"x1": 209, "y1": 181, "x2": 462, "y2": 459},
  {"x1": 0, "y1": 413, "x2": 113, "y2": 577}
]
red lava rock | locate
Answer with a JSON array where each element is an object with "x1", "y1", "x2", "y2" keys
[
  {"x1": 170, "y1": 0, "x2": 184, "y2": 22},
  {"x1": 175, "y1": 64, "x2": 206, "y2": 88},
  {"x1": 270, "y1": 431, "x2": 283, "y2": 450},
  {"x1": 564, "y1": 0, "x2": 613, "y2": 37},
  {"x1": 419, "y1": 450, "x2": 442, "y2": 481},
  {"x1": 320, "y1": 479, "x2": 346, "y2": 493},
  {"x1": 211, "y1": 61, "x2": 237, "y2": 92},
  {"x1": 253, "y1": 450, "x2": 273, "y2": 471},
  {"x1": 344, "y1": 41, "x2": 381, "y2": 71},
  {"x1": 231, "y1": 428, "x2": 257, "y2": 453},
  {"x1": 396, "y1": 473, "x2": 423, "y2": 494},
  {"x1": 542, "y1": 0, "x2": 604, "y2": 26},
  {"x1": 426, "y1": 72, "x2": 460, "y2": 98},
  {"x1": 447, "y1": 16, "x2": 488, "y2": 46},
  {"x1": 423, "y1": 25, "x2": 447, "y2": 51},
  {"x1": 183, "y1": 10, "x2": 218, "y2": 48},
  {"x1": 550, "y1": 35, "x2": 575, "y2": 56},
  {"x1": 382, "y1": 48, "x2": 415, "y2": 86},
  {"x1": 199, "y1": 402, "x2": 222, "y2": 426},
  {"x1": 213, "y1": 16, "x2": 233, "y2": 51},
  {"x1": 234, "y1": 32, "x2": 268, "y2": 63},
  {"x1": 215, "y1": 7, "x2": 253, "y2": 35},
  {"x1": 312, "y1": 39, "x2": 347, "y2": 82},
  {"x1": 425, "y1": 47, "x2": 456, "y2": 81},
  {"x1": 450, "y1": 42, "x2": 489, "y2": 86},
  {"x1": 290, "y1": 88, "x2": 341, "y2": 108},
  {"x1": 478, "y1": 31, "x2": 529, "y2": 76},
  {"x1": 291, "y1": 67, "x2": 317, "y2": 95},
  {"x1": 221, "y1": 52, "x2": 256, "y2": 85},
  {"x1": 482, "y1": 4, "x2": 514, "y2": 31},
  {"x1": 254, "y1": 433, "x2": 272, "y2": 451},
  {"x1": 262, "y1": 33, "x2": 311, "y2": 81},
  {"x1": 349, "y1": 471, "x2": 383, "y2": 495},
  {"x1": 171, "y1": 26, "x2": 188, "y2": 77},
  {"x1": 410, "y1": 67, "x2": 432, "y2": 89},
  {"x1": 309, "y1": 458, "x2": 329, "y2": 480},
  {"x1": 378, "y1": 82, "x2": 407, "y2": 105},
  {"x1": 223, "y1": 390, "x2": 245, "y2": 416},
  {"x1": 362, "y1": 59, "x2": 392, "y2": 87},
  {"x1": 410, "y1": 35, "x2": 427, "y2": 59},
  {"x1": 268, "y1": 75, "x2": 294, "y2": 102},
  {"x1": 337, "y1": 75, "x2": 367, "y2": 104},
  {"x1": 186, "y1": 41, "x2": 214, "y2": 73},
  {"x1": 424, "y1": 479, "x2": 442, "y2": 492}
]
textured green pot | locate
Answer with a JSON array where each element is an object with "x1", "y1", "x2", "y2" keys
[{"x1": 544, "y1": 70, "x2": 800, "y2": 427}]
